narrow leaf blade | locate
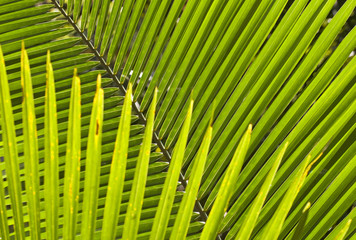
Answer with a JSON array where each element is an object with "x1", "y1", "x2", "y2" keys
[
  {"x1": 149, "y1": 100, "x2": 194, "y2": 240},
  {"x1": 81, "y1": 74, "x2": 104, "y2": 239},
  {"x1": 44, "y1": 50, "x2": 59, "y2": 240},
  {"x1": 63, "y1": 69, "x2": 81, "y2": 240},
  {"x1": 236, "y1": 142, "x2": 289, "y2": 240},
  {"x1": 0, "y1": 45, "x2": 25, "y2": 239},
  {"x1": 21, "y1": 42, "x2": 41, "y2": 240},
  {"x1": 122, "y1": 88, "x2": 158, "y2": 240},
  {"x1": 170, "y1": 122, "x2": 213, "y2": 240},
  {"x1": 201, "y1": 124, "x2": 252, "y2": 240},
  {"x1": 262, "y1": 154, "x2": 315, "y2": 240},
  {"x1": 101, "y1": 84, "x2": 133, "y2": 239}
]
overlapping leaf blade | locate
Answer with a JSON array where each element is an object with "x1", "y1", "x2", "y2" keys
[
  {"x1": 81, "y1": 74, "x2": 104, "y2": 239},
  {"x1": 201, "y1": 125, "x2": 252, "y2": 240},
  {"x1": 122, "y1": 88, "x2": 157, "y2": 240},
  {"x1": 20, "y1": 43, "x2": 41, "y2": 240},
  {"x1": 44, "y1": 50, "x2": 60, "y2": 240},
  {"x1": 0, "y1": 0, "x2": 355, "y2": 239},
  {"x1": 63, "y1": 69, "x2": 81, "y2": 240},
  {"x1": 0, "y1": 45, "x2": 25, "y2": 239},
  {"x1": 101, "y1": 84, "x2": 133, "y2": 239},
  {"x1": 150, "y1": 100, "x2": 193, "y2": 240}
]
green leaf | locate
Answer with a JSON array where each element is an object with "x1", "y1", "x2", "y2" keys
[
  {"x1": 94, "y1": 0, "x2": 110, "y2": 49},
  {"x1": 0, "y1": 1, "x2": 355, "y2": 239},
  {"x1": 291, "y1": 202, "x2": 311, "y2": 240},
  {"x1": 235, "y1": 142, "x2": 288, "y2": 240},
  {"x1": 123, "y1": 0, "x2": 174, "y2": 86},
  {"x1": 122, "y1": 88, "x2": 157, "y2": 240},
  {"x1": 63, "y1": 69, "x2": 81, "y2": 240},
  {"x1": 20, "y1": 42, "x2": 41, "y2": 240},
  {"x1": 101, "y1": 83, "x2": 133, "y2": 239},
  {"x1": 0, "y1": 162, "x2": 9, "y2": 240},
  {"x1": 201, "y1": 124, "x2": 252, "y2": 240},
  {"x1": 324, "y1": 208, "x2": 356, "y2": 240},
  {"x1": 99, "y1": 0, "x2": 124, "y2": 55},
  {"x1": 106, "y1": 0, "x2": 135, "y2": 64},
  {"x1": 262, "y1": 154, "x2": 317, "y2": 240},
  {"x1": 333, "y1": 218, "x2": 353, "y2": 240},
  {"x1": 139, "y1": 0, "x2": 212, "y2": 111},
  {"x1": 132, "y1": 0, "x2": 197, "y2": 101},
  {"x1": 87, "y1": 0, "x2": 100, "y2": 40},
  {"x1": 80, "y1": 0, "x2": 91, "y2": 31},
  {"x1": 67, "y1": 0, "x2": 73, "y2": 16},
  {"x1": 0, "y1": 45, "x2": 25, "y2": 239},
  {"x1": 81, "y1": 74, "x2": 104, "y2": 239},
  {"x1": 44, "y1": 50, "x2": 60, "y2": 240},
  {"x1": 113, "y1": 0, "x2": 148, "y2": 73},
  {"x1": 170, "y1": 117, "x2": 213, "y2": 240},
  {"x1": 73, "y1": 0, "x2": 81, "y2": 23},
  {"x1": 149, "y1": 99, "x2": 194, "y2": 240}
]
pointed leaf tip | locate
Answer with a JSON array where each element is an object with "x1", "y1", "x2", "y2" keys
[
  {"x1": 333, "y1": 218, "x2": 352, "y2": 240},
  {"x1": 96, "y1": 74, "x2": 102, "y2": 91},
  {"x1": 189, "y1": 99, "x2": 194, "y2": 113},
  {"x1": 291, "y1": 202, "x2": 311, "y2": 240},
  {"x1": 46, "y1": 50, "x2": 51, "y2": 61},
  {"x1": 127, "y1": 82, "x2": 133, "y2": 93},
  {"x1": 303, "y1": 202, "x2": 311, "y2": 212}
]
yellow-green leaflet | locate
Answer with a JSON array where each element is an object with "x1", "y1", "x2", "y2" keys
[
  {"x1": 44, "y1": 50, "x2": 59, "y2": 240},
  {"x1": 0, "y1": 47, "x2": 10, "y2": 240},
  {"x1": 81, "y1": 74, "x2": 104, "y2": 240},
  {"x1": 149, "y1": 100, "x2": 194, "y2": 240},
  {"x1": 235, "y1": 142, "x2": 289, "y2": 240},
  {"x1": 63, "y1": 69, "x2": 81, "y2": 240},
  {"x1": 262, "y1": 154, "x2": 314, "y2": 240},
  {"x1": 0, "y1": 173, "x2": 8, "y2": 240},
  {"x1": 0, "y1": 157, "x2": 8, "y2": 240},
  {"x1": 101, "y1": 84, "x2": 132, "y2": 239},
  {"x1": 0, "y1": 45, "x2": 25, "y2": 239},
  {"x1": 201, "y1": 124, "x2": 252, "y2": 240},
  {"x1": 170, "y1": 120, "x2": 213, "y2": 240},
  {"x1": 0, "y1": 0, "x2": 355, "y2": 239},
  {"x1": 333, "y1": 219, "x2": 352, "y2": 240},
  {"x1": 21, "y1": 42, "x2": 41, "y2": 240},
  {"x1": 122, "y1": 88, "x2": 158, "y2": 240},
  {"x1": 291, "y1": 202, "x2": 311, "y2": 240}
]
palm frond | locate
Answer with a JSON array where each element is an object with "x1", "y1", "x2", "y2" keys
[{"x1": 0, "y1": 0, "x2": 355, "y2": 239}]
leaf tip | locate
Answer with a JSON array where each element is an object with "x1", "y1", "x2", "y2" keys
[
  {"x1": 303, "y1": 202, "x2": 311, "y2": 212},
  {"x1": 248, "y1": 124, "x2": 253, "y2": 133},
  {"x1": 21, "y1": 40, "x2": 25, "y2": 51},
  {"x1": 96, "y1": 74, "x2": 102, "y2": 91},
  {"x1": 188, "y1": 99, "x2": 194, "y2": 117},
  {"x1": 151, "y1": 87, "x2": 158, "y2": 110},
  {"x1": 46, "y1": 50, "x2": 51, "y2": 63},
  {"x1": 127, "y1": 82, "x2": 132, "y2": 92}
]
